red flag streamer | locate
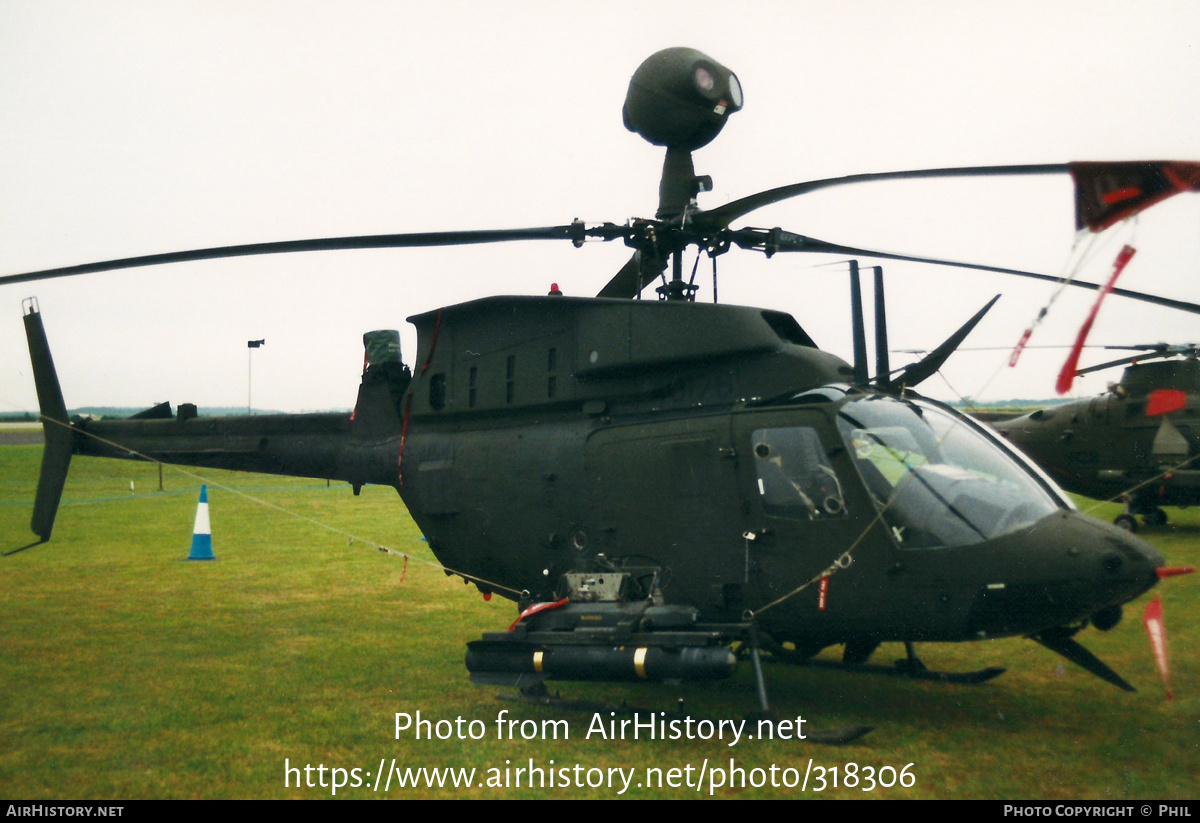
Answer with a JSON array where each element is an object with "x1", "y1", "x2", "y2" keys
[
  {"x1": 1056, "y1": 244, "x2": 1136, "y2": 394},
  {"x1": 817, "y1": 574, "x2": 829, "y2": 611},
  {"x1": 1009, "y1": 326, "x2": 1035, "y2": 367},
  {"x1": 1009, "y1": 233, "x2": 1101, "y2": 366},
  {"x1": 1142, "y1": 597, "x2": 1173, "y2": 701}
]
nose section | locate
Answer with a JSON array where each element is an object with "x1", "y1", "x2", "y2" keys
[
  {"x1": 1089, "y1": 515, "x2": 1164, "y2": 600},
  {"x1": 967, "y1": 511, "x2": 1163, "y2": 638}
]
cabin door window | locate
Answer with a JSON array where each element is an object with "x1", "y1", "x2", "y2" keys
[{"x1": 751, "y1": 427, "x2": 847, "y2": 519}]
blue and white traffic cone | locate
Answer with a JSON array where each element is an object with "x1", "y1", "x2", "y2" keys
[{"x1": 187, "y1": 485, "x2": 215, "y2": 560}]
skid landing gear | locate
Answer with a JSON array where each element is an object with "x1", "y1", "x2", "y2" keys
[
  {"x1": 744, "y1": 624, "x2": 874, "y2": 744},
  {"x1": 1145, "y1": 507, "x2": 1169, "y2": 526},
  {"x1": 767, "y1": 641, "x2": 1006, "y2": 685},
  {"x1": 1114, "y1": 513, "x2": 1138, "y2": 532},
  {"x1": 1115, "y1": 494, "x2": 1170, "y2": 531}
]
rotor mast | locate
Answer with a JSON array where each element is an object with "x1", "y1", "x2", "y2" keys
[
  {"x1": 623, "y1": 48, "x2": 743, "y2": 301},
  {"x1": 655, "y1": 148, "x2": 698, "y2": 301}
]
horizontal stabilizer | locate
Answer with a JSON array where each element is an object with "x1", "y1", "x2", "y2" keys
[{"x1": 128, "y1": 401, "x2": 173, "y2": 420}]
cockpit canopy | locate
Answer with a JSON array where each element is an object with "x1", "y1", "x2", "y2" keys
[{"x1": 836, "y1": 396, "x2": 1064, "y2": 548}]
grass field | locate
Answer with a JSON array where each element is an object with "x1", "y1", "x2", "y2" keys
[{"x1": 1, "y1": 444, "x2": 1197, "y2": 799}]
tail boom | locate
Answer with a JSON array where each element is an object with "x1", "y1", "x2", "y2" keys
[{"x1": 20, "y1": 301, "x2": 408, "y2": 543}]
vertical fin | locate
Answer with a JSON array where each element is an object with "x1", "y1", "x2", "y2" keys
[{"x1": 22, "y1": 299, "x2": 73, "y2": 542}]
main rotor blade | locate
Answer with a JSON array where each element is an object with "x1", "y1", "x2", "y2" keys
[
  {"x1": 755, "y1": 233, "x2": 1200, "y2": 316},
  {"x1": 1075, "y1": 352, "x2": 1165, "y2": 376},
  {"x1": 700, "y1": 161, "x2": 1200, "y2": 233},
  {"x1": 0, "y1": 225, "x2": 596, "y2": 287},
  {"x1": 1094, "y1": 343, "x2": 1199, "y2": 353},
  {"x1": 696, "y1": 164, "x2": 1069, "y2": 233}
]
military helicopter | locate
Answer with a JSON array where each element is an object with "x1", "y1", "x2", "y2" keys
[
  {"x1": 991, "y1": 344, "x2": 1200, "y2": 532},
  {"x1": 6, "y1": 48, "x2": 1198, "y2": 710}
]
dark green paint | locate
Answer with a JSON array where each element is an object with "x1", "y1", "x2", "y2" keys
[{"x1": 993, "y1": 358, "x2": 1200, "y2": 528}]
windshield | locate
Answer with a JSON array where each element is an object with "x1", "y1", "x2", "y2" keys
[{"x1": 837, "y1": 396, "x2": 1060, "y2": 548}]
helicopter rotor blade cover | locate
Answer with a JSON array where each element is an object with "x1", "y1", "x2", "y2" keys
[{"x1": 698, "y1": 160, "x2": 1200, "y2": 235}]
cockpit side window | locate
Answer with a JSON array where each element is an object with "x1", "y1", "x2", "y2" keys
[{"x1": 752, "y1": 427, "x2": 847, "y2": 519}]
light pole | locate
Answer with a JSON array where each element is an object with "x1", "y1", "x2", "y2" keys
[{"x1": 247, "y1": 339, "x2": 265, "y2": 414}]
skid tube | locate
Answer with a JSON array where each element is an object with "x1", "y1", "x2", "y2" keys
[{"x1": 765, "y1": 640, "x2": 1007, "y2": 685}]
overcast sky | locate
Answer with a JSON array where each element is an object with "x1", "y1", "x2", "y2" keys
[{"x1": 2, "y1": 1, "x2": 1198, "y2": 412}]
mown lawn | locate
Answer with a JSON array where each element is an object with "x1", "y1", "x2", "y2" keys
[{"x1": 1, "y1": 446, "x2": 1196, "y2": 799}]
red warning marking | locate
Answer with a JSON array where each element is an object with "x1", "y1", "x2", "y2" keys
[
  {"x1": 1146, "y1": 389, "x2": 1186, "y2": 417},
  {"x1": 1100, "y1": 186, "x2": 1143, "y2": 205},
  {"x1": 1157, "y1": 566, "x2": 1195, "y2": 579}
]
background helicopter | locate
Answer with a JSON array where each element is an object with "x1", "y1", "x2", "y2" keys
[
  {"x1": 991, "y1": 344, "x2": 1200, "y2": 531},
  {"x1": 7, "y1": 40, "x2": 1198, "y2": 712}
]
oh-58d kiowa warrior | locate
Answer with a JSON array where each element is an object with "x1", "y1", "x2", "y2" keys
[{"x1": 7, "y1": 49, "x2": 1196, "y2": 734}]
